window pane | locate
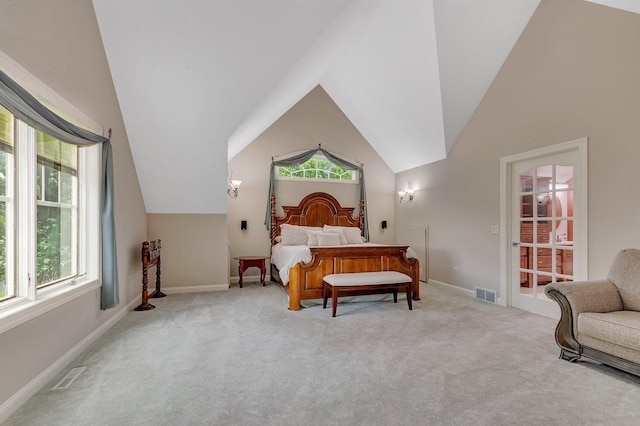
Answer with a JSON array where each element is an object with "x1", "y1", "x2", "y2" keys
[
  {"x1": 36, "y1": 135, "x2": 77, "y2": 288},
  {"x1": 37, "y1": 132, "x2": 77, "y2": 172},
  {"x1": 44, "y1": 165, "x2": 59, "y2": 202},
  {"x1": 60, "y1": 172, "x2": 74, "y2": 204},
  {"x1": 36, "y1": 164, "x2": 43, "y2": 201},
  {"x1": 276, "y1": 154, "x2": 357, "y2": 182},
  {"x1": 0, "y1": 105, "x2": 14, "y2": 197},
  {"x1": 0, "y1": 105, "x2": 12, "y2": 300},
  {"x1": 0, "y1": 105, "x2": 13, "y2": 147},
  {"x1": 36, "y1": 205, "x2": 74, "y2": 287},
  {"x1": 0, "y1": 202, "x2": 8, "y2": 300}
]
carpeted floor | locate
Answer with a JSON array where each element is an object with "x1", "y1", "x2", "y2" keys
[{"x1": 5, "y1": 282, "x2": 640, "y2": 425}]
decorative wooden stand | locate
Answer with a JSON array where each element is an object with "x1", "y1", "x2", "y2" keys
[{"x1": 134, "y1": 240, "x2": 166, "y2": 311}]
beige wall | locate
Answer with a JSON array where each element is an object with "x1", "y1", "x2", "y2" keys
[
  {"x1": 228, "y1": 85, "x2": 396, "y2": 280},
  {"x1": 396, "y1": 0, "x2": 640, "y2": 295},
  {"x1": 147, "y1": 214, "x2": 229, "y2": 287},
  {"x1": 0, "y1": 0, "x2": 146, "y2": 409}
]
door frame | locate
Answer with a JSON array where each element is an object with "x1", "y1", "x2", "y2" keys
[{"x1": 499, "y1": 137, "x2": 588, "y2": 312}]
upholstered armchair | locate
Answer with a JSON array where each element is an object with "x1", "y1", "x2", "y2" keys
[{"x1": 545, "y1": 248, "x2": 640, "y2": 376}]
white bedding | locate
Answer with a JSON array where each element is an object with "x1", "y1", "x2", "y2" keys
[{"x1": 271, "y1": 243, "x2": 418, "y2": 286}]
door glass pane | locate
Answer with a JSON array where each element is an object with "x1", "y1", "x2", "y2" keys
[
  {"x1": 521, "y1": 220, "x2": 533, "y2": 242},
  {"x1": 555, "y1": 165, "x2": 574, "y2": 189},
  {"x1": 555, "y1": 218, "x2": 571, "y2": 243},
  {"x1": 536, "y1": 248, "x2": 553, "y2": 286},
  {"x1": 536, "y1": 165, "x2": 552, "y2": 186},
  {"x1": 537, "y1": 193, "x2": 552, "y2": 220},
  {"x1": 521, "y1": 195, "x2": 533, "y2": 219},
  {"x1": 557, "y1": 248, "x2": 573, "y2": 280},
  {"x1": 536, "y1": 220, "x2": 550, "y2": 244},
  {"x1": 521, "y1": 272, "x2": 534, "y2": 294},
  {"x1": 537, "y1": 271, "x2": 552, "y2": 285},
  {"x1": 520, "y1": 169, "x2": 534, "y2": 192}
]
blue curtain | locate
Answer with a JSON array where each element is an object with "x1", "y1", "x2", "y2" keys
[
  {"x1": 0, "y1": 68, "x2": 119, "y2": 310},
  {"x1": 264, "y1": 147, "x2": 369, "y2": 240}
]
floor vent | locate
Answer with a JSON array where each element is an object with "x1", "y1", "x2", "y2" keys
[
  {"x1": 475, "y1": 287, "x2": 497, "y2": 304},
  {"x1": 52, "y1": 367, "x2": 86, "y2": 390}
]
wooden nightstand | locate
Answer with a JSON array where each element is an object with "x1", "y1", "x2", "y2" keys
[{"x1": 234, "y1": 256, "x2": 269, "y2": 288}]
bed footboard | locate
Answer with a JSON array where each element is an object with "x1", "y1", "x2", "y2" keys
[{"x1": 287, "y1": 245, "x2": 419, "y2": 311}]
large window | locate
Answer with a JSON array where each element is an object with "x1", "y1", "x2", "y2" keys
[
  {"x1": 0, "y1": 104, "x2": 100, "y2": 322},
  {"x1": 36, "y1": 132, "x2": 78, "y2": 288},
  {"x1": 276, "y1": 155, "x2": 357, "y2": 182}
]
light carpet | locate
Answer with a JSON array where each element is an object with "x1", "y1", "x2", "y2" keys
[{"x1": 5, "y1": 282, "x2": 640, "y2": 425}]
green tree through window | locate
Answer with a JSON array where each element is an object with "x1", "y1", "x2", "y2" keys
[
  {"x1": 278, "y1": 157, "x2": 355, "y2": 181},
  {"x1": 0, "y1": 105, "x2": 78, "y2": 299},
  {"x1": 35, "y1": 133, "x2": 77, "y2": 287}
]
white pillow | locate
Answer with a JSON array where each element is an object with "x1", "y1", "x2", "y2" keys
[
  {"x1": 304, "y1": 230, "x2": 324, "y2": 246},
  {"x1": 324, "y1": 225, "x2": 363, "y2": 244},
  {"x1": 323, "y1": 228, "x2": 347, "y2": 245},
  {"x1": 280, "y1": 224, "x2": 321, "y2": 246},
  {"x1": 316, "y1": 232, "x2": 341, "y2": 246}
]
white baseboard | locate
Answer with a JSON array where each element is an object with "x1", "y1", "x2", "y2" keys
[
  {"x1": 426, "y1": 279, "x2": 476, "y2": 298},
  {"x1": 160, "y1": 284, "x2": 229, "y2": 294},
  {"x1": 0, "y1": 304, "x2": 128, "y2": 424}
]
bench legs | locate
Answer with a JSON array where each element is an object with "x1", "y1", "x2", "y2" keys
[
  {"x1": 322, "y1": 283, "x2": 339, "y2": 318},
  {"x1": 323, "y1": 282, "x2": 413, "y2": 317}
]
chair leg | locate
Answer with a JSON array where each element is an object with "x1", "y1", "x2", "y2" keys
[{"x1": 406, "y1": 284, "x2": 413, "y2": 310}]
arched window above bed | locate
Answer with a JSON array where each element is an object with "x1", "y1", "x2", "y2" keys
[
  {"x1": 265, "y1": 146, "x2": 368, "y2": 241},
  {"x1": 276, "y1": 154, "x2": 358, "y2": 183}
]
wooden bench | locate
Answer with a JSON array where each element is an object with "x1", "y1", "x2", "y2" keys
[{"x1": 322, "y1": 271, "x2": 413, "y2": 317}]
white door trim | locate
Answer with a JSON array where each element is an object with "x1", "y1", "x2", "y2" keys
[{"x1": 499, "y1": 137, "x2": 588, "y2": 309}]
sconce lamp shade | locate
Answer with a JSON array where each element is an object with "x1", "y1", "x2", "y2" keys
[
  {"x1": 227, "y1": 170, "x2": 242, "y2": 199},
  {"x1": 398, "y1": 186, "x2": 414, "y2": 204}
]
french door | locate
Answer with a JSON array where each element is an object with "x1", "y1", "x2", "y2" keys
[{"x1": 501, "y1": 139, "x2": 587, "y2": 318}]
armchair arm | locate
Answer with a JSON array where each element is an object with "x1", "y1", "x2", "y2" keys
[
  {"x1": 545, "y1": 280, "x2": 623, "y2": 357},
  {"x1": 546, "y1": 280, "x2": 623, "y2": 314}
]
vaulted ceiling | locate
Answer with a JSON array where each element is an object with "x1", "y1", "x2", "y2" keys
[{"x1": 92, "y1": 0, "x2": 542, "y2": 214}]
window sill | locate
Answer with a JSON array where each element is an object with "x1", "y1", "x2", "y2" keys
[{"x1": 0, "y1": 279, "x2": 101, "y2": 335}]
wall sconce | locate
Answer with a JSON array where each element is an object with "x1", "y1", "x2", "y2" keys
[
  {"x1": 241, "y1": 220, "x2": 247, "y2": 230},
  {"x1": 381, "y1": 220, "x2": 387, "y2": 229},
  {"x1": 227, "y1": 170, "x2": 242, "y2": 199},
  {"x1": 398, "y1": 180, "x2": 414, "y2": 204}
]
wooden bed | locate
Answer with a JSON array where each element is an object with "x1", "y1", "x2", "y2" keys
[{"x1": 270, "y1": 192, "x2": 420, "y2": 310}]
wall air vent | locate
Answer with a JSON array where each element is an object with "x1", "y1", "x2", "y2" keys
[{"x1": 475, "y1": 287, "x2": 497, "y2": 304}]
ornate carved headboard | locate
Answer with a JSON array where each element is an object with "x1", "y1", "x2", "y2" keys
[{"x1": 270, "y1": 192, "x2": 364, "y2": 245}]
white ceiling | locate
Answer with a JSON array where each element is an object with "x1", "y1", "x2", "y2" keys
[
  {"x1": 92, "y1": 0, "x2": 540, "y2": 214},
  {"x1": 585, "y1": 0, "x2": 640, "y2": 14}
]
